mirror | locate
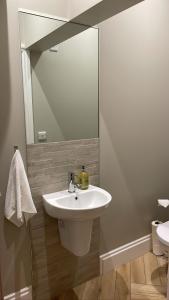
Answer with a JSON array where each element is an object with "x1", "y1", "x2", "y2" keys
[{"x1": 19, "y1": 11, "x2": 99, "y2": 144}]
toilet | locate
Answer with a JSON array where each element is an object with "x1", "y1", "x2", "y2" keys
[{"x1": 157, "y1": 221, "x2": 169, "y2": 299}]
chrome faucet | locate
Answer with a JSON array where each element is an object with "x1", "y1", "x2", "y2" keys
[
  {"x1": 68, "y1": 172, "x2": 75, "y2": 193},
  {"x1": 68, "y1": 172, "x2": 79, "y2": 194}
]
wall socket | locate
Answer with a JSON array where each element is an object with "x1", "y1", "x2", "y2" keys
[{"x1": 38, "y1": 131, "x2": 47, "y2": 142}]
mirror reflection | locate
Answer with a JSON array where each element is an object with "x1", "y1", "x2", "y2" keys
[{"x1": 19, "y1": 12, "x2": 99, "y2": 144}]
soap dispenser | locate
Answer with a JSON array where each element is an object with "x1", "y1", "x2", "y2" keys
[{"x1": 79, "y1": 166, "x2": 89, "y2": 190}]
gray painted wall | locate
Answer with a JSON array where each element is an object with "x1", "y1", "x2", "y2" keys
[
  {"x1": 100, "y1": 0, "x2": 169, "y2": 253},
  {"x1": 67, "y1": 0, "x2": 102, "y2": 19},
  {"x1": 1, "y1": 0, "x2": 169, "y2": 296},
  {"x1": 0, "y1": 0, "x2": 68, "y2": 296}
]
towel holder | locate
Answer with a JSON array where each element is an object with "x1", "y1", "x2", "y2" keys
[{"x1": 14, "y1": 145, "x2": 18, "y2": 152}]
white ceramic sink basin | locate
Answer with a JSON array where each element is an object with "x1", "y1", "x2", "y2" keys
[
  {"x1": 43, "y1": 185, "x2": 112, "y2": 220},
  {"x1": 42, "y1": 185, "x2": 112, "y2": 256}
]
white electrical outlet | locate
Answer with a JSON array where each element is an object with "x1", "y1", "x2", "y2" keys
[{"x1": 38, "y1": 131, "x2": 47, "y2": 142}]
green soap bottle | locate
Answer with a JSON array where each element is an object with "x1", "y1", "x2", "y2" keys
[{"x1": 79, "y1": 166, "x2": 89, "y2": 190}]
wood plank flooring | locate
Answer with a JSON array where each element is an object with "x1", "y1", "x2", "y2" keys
[{"x1": 57, "y1": 252, "x2": 168, "y2": 300}]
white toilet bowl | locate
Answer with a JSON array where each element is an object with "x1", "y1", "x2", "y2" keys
[
  {"x1": 157, "y1": 221, "x2": 169, "y2": 299},
  {"x1": 157, "y1": 221, "x2": 169, "y2": 247}
]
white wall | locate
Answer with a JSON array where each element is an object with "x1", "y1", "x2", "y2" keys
[{"x1": 100, "y1": 0, "x2": 169, "y2": 253}]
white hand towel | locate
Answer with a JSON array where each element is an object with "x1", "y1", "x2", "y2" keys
[{"x1": 5, "y1": 149, "x2": 37, "y2": 227}]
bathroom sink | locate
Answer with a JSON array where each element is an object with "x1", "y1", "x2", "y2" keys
[
  {"x1": 43, "y1": 185, "x2": 112, "y2": 220},
  {"x1": 42, "y1": 185, "x2": 112, "y2": 256}
]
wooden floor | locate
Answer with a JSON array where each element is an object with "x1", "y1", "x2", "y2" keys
[{"x1": 57, "y1": 252, "x2": 168, "y2": 300}]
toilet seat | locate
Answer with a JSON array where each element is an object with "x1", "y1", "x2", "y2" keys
[{"x1": 157, "y1": 221, "x2": 169, "y2": 247}]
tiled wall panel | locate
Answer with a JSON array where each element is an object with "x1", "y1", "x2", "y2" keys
[{"x1": 27, "y1": 138, "x2": 100, "y2": 299}]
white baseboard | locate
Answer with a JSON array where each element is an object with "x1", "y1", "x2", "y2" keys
[
  {"x1": 100, "y1": 234, "x2": 152, "y2": 274},
  {"x1": 4, "y1": 286, "x2": 32, "y2": 300}
]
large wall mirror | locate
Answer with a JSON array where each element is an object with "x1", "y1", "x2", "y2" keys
[{"x1": 19, "y1": 11, "x2": 99, "y2": 144}]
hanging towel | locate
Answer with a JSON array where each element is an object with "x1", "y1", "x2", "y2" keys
[{"x1": 5, "y1": 149, "x2": 37, "y2": 227}]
